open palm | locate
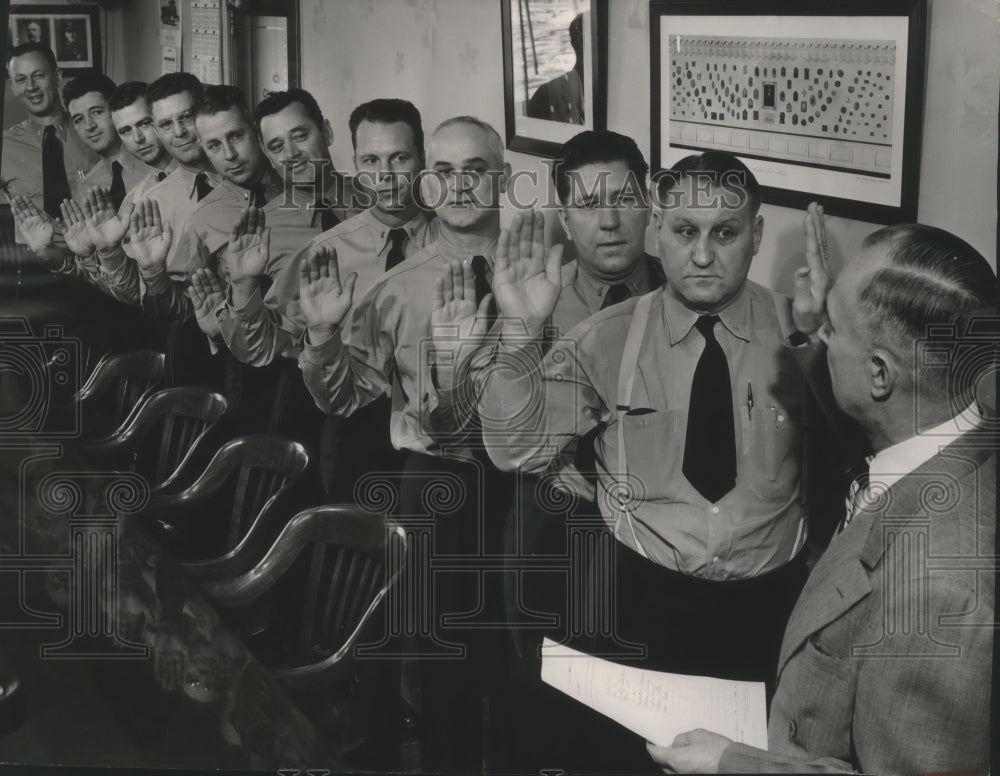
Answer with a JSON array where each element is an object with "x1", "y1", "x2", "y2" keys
[
  {"x1": 10, "y1": 194, "x2": 54, "y2": 254},
  {"x1": 792, "y1": 201, "x2": 831, "y2": 335},
  {"x1": 298, "y1": 244, "x2": 356, "y2": 332},
  {"x1": 126, "y1": 198, "x2": 173, "y2": 272},
  {"x1": 60, "y1": 199, "x2": 97, "y2": 257},
  {"x1": 431, "y1": 259, "x2": 494, "y2": 350},
  {"x1": 493, "y1": 210, "x2": 563, "y2": 340},
  {"x1": 188, "y1": 267, "x2": 226, "y2": 338},
  {"x1": 227, "y1": 206, "x2": 270, "y2": 284},
  {"x1": 83, "y1": 187, "x2": 132, "y2": 251}
]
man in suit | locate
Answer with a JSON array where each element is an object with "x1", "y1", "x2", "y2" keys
[{"x1": 648, "y1": 223, "x2": 996, "y2": 774}]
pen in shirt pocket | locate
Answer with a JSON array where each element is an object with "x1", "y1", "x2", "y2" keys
[{"x1": 746, "y1": 381, "x2": 754, "y2": 423}]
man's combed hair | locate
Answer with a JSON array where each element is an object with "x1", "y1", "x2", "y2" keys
[
  {"x1": 254, "y1": 88, "x2": 325, "y2": 135},
  {"x1": 147, "y1": 72, "x2": 203, "y2": 107},
  {"x1": 108, "y1": 81, "x2": 150, "y2": 113},
  {"x1": 6, "y1": 42, "x2": 57, "y2": 72},
  {"x1": 858, "y1": 223, "x2": 998, "y2": 403},
  {"x1": 430, "y1": 116, "x2": 504, "y2": 168},
  {"x1": 195, "y1": 84, "x2": 251, "y2": 122},
  {"x1": 653, "y1": 150, "x2": 761, "y2": 213},
  {"x1": 62, "y1": 72, "x2": 117, "y2": 108},
  {"x1": 348, "y1": 98, "x2": 424, "y2": 155},
  {"x1": 552, "y1": 130, "x2": 649, "y2": 203}
]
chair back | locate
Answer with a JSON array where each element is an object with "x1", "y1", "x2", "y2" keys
[
  {"x1": 153, "y1": 434, "x2": 309, "y2": 567},
  {"x1": 76, "y1": 349, "x2": 165, "y2": 436},
  {"x1": 84, "y1": 386, "x2": 227, "y2": 490},
  {"x1": 204, "y1": 505, "x2": 406, "y2": 692}
]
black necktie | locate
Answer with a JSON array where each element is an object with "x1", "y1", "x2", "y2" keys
[
  {"x1": 156, "y1": 171, "x2": 168, "y2": 182},
  {"x1": 683, "y1": 315, "x2": 737, "y2": 502},
  {"x1": 315, "y1": 199, "x2": 339, "y2": 232},
  {"x1": 194, "y1": 172, "x2": 212, "y2": 201},
  {"x1": 385, "y1": 228, "x2": 407, "y2": 271},
  {"x1": 601, "y1": 283, "x2": 630, "y2": 310},
  {"x1": 471, "y1": 254, "x2": 497, "y2": 323},
  {"x1": 42, "y1": 125, "x2": 71, "y2": 219},
  {"x1": 249, "y1": 181, "x2": 268, "y2": 208},
  {"x1": 109, "y1": 160, "x2": 126, "y2": 210}
]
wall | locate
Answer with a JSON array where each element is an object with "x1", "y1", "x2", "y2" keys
[{"x1": 300, "y1": 0, "x2": 998, "y2": 287}]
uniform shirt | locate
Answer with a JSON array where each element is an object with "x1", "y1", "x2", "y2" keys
[
  {"x1": 481, "y1": 280, "x2": 808, "y2": 580},
  {"x1": 1, "y1": 112, "x2": 101, "y2": 243},
  {"x1": 300, "y1": 228, "x2": 497, "y2": 458},
  {"x1": 76, "y1": 147, "x2": 150, "y2": 202},
  {"x1": 220, "y1": 207, "x2": 439, "y2": 365}
]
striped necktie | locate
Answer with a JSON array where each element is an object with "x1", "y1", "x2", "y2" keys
[{"x1": 838, "y1": 454, "x2": 876, "y2": 533}]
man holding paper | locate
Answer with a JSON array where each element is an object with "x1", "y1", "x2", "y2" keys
[{"x1": 648, "y1": 224, "x2": 996, "y2": 774}]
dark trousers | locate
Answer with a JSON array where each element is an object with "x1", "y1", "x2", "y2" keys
[
  {"x1": 395, "y1": 450, "x2": 515, "y2": 774},
  {"x1": 507, "y1": 502, "x2": 808, "y2": 775}
]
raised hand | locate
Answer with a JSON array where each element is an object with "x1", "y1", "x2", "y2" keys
[
  {"x1": 792, "y1": 201, "x2": 831, "y2": 335},
  {"x1": 82, "y1": 186, "x2": 133, "y2": 251},
  {"x1": 492, "y1": 209, "x2": 563, "y2": 341},
  {"x1": 227, "y1": 206, "x2": 270, "y2": 285},
  {"x1": 298, "y1": 244, "x2": 356, "y2": 339},
  {"x1": 125, "y1": 198, "x2": 173, "y2": 272},
  {"x1": 10, "y1": 194, "x2": 55, "y2": 255},
  {"x1": 188, "y1": 268, "x2": 226, "y2": 339},
  {"x1": 431, "y1": 259, "x2": 495, "y2": 353},
  {"x1": 60, "y1": 199, "x2": 97, "y2": 257}
]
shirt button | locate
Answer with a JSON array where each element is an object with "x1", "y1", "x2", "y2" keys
[
  {"x1": 711, "y1": 506, "x2": 720, "y2": 514},
  {"x1": 713, "y1": 555, "x2": 720, "y2": 564}
]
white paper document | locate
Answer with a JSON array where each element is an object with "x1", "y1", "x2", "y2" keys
[{"x1": 540, "y1": 638, "x2": 768, "y2": 749}]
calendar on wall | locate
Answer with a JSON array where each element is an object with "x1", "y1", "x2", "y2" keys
[
  {"x1": 191, "y1": 0, "x2": 222, "y2": 85},
  {"x1": 650, "y1": 1, "x2": 927, "y2": 223}
]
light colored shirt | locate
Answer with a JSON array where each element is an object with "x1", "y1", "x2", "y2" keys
[
  {"x1": 867, "y1": 404, "x2": 980, "y2": 492},
  {"x1": 481, "y1": 280, "x2": 808, "y2": 580},
  {"x1": 221, "y1": 207, "x2": 439, "y2": 365},
  {"x1": 300, "y1": 228, "x2": 498, "y2": 458},
  {"x1": 1, "y1": 112, "x2": 101, "y2": 244},
  {"x1": 76, "y1": 147, "x2": 150, "y2": 202}
]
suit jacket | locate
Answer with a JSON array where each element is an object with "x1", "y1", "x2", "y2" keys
[{"x1": 720, "y1": 431, "x2": 995, "y2": 774}]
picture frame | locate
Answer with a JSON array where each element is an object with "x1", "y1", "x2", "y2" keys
[
  {"x1": 650, "y1": 0, "x2": 926, "y2": 223},
  {"x1": 8, "y1": 4, "x2": 102, "y2": 74},
  {"x1": 501, "y1": 0, "x2": 608, "y2": 158}
]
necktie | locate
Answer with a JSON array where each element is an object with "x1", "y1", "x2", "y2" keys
[
  {"x1": 249, "y1": 181, "x2": 267, "y2": 208},
  {"x1": 194, "y1": 172, "x2": 213, "y2": 201},
  {"x1": 838, "y1": 455, "x2": 875, "y2": 534},
  {"x1": 385, "y1": 228, "x2": 407, "y2": 272},
  {"x1": 42, "y1": 125, "x2": 71, "y2": 219},
  {"x1": 109, "y1": 160, "x2": 126, "y2": 210},
  {"x1": 682, "y1": 315, "x2": 737, "y2": 502},
  {"x1": 601, "y1": 283, "x2": 630, "y2": 310},
  {"x1": 471, "y1": 254, "x2": 497, "y2": 324},
  {"x1": 315, "y1": 199, "x2": 339, "y2": 232},
  {"x1": 156, "y1": 171, "x2": 168, "y2": 182}
]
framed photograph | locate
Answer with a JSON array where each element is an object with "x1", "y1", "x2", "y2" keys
[
  {"x1": 651, "y1": 0, "x2": 926, "y2": 222},
  {"x1": 8, "y1": 5, "x2": 102, "y2": 73},
  {"x1": 502, "y1": 0, "x2": 608, "y2": 157}
]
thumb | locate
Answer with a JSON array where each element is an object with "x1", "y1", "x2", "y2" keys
[
  {"x1": 793, "y1": 266, "x2": 812, "y2": 296},
  {"x1": 545, "y1": 243, "x2": 564, "y2": 285},
  {"x1": 342, "y1": 272, "x2": 358, "y2": 302},
  {"x1": 162, "y1": 222, "x2": 173, "y2": 243},
  {"x1": 477, "y1": 292, "x2": 494, "y2": 318},
  {"x1": 260, "y1": 227, "x2": 271, "y2": 255}
]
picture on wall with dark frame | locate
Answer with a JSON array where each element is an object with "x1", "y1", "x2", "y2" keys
[
  {"x1": 8, "y1": 5, "x2": 102, "y2": 73},
  {"x1": 502, "y1": 0, "x2": 608, "y2": 157},
  {"x1": 650, "y1": 0, "x2": 926, "y2": 223}
]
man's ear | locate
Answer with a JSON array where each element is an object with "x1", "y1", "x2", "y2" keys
[
  {"x1": 868, "y1": 348, "x2": 898, "y2": 401},
  {"x1": 557, "y1": 205, "x2": 571, "y2": 241},
  {"x1": 322, "y1": 118, "x2": 333, "y2": 148},
  {"x1": 752, "y1": 214, "x2": 764, "y2": 255},
  {"x1": 497, "y1": 162, "x2": 511, "y2": 194},
  {"x1": 651, "y1": 207, "x2": 664, "y2": 231}
]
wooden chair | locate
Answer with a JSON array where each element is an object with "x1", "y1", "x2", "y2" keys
[
  {"x1": 203, "y1": 505, "x2": 406, "y2": 692},
  {"x1": 80, "y1": 386, "x2": 227, "y2": 493},
  {"x1": 142, "y1": 434, "x2": 309, "y2": 573},
  {"x1": 75, "y1": 349, "x2": 165, "y2": 438}
]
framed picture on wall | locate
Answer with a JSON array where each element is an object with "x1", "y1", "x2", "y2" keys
[
  {"x1": 8, "y1": 5, "x2": 102, "y2": 74},
  {"x1": 501, "y1": 0, "x2": 608, "y2": 157},
  {"x1": 650, "y1": 0, "x2": 926, "y2": 222}
]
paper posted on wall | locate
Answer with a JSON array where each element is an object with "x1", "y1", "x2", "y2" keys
[{"x1": 540, "y1": 638, "x2": 768, "y2": 749}]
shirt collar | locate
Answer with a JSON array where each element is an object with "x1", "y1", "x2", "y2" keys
[
  {"x1": 868, "y1": 404, "x2": 982, "y2": 491},
  {"x1": 363, "y1": 208, "x2": 432, "y2": 252},
  {"x1": 573, "y1": 253, "x2": 659, "y2": 313},
  {"x1": 436, "y1": 224, "x2": 498, "y2": 267},
  {"x1": 662, "y1": 280, "x2": 752, "y2": 345},
  {"x1": 28, "y1": 111, "x2": 70, "y2": 140}
]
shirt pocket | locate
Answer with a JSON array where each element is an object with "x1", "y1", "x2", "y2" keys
[
  {"x1": 617, "y1": 409, "x2": 685, "y2": 502},
  {"x1": 744, "y1": 399, "x2": 800, "y2": 501}
]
